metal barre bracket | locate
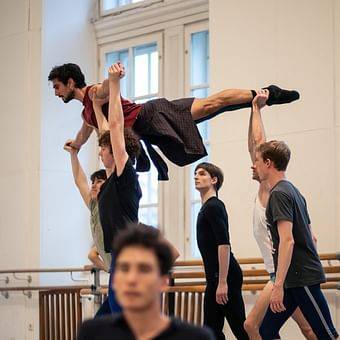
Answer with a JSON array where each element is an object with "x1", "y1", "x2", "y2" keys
[
  {"x1": 0, "y1": 276, "x2": 9, "y2": 284},
  {"x1": 13, "y1": 273, "x2": 32, "y2": 283}
]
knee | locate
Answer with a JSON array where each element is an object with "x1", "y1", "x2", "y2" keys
[
  {"x1": 244, "y1": 318, "x2": 258, "y2": 336},
  {"x1": 299, "y1": 325, "x2": 316, "y2": 340}
]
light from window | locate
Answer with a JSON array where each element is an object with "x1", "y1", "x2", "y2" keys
[
  {"x1": 105, "y1": 50, "x2": 129, "y2": 97},
  {"x1": 104, "y1": 42, "x2": 159, "y2": 226},
  {"x1": 102, "y1": 0, "x2": 144, "y2": 11},
  {"x1": 189, "y1": 30, "x2": 210, "y2": 258},
  {"x1": 133, "y1": 44, "x2": 158, "y2": 100}
]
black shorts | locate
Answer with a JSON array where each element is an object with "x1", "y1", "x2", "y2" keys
[{"x1": 133, "y1": 98, "x2": 207, "y2": 166}]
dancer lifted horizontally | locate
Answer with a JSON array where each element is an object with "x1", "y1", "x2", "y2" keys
[{"x1": 49, "y1": 63, "x2": 300, "y2": 180}]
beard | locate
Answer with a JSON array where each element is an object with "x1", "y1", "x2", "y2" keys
[{"x1": 63, "y1": 90, "x2": 75, "y2": 103}]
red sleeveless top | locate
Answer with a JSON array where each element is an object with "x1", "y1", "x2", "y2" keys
[{"x1": 82, "y1": 85, "x2": 142, "y2": 128}]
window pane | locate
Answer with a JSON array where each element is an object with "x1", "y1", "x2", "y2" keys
[
  {"x1": 189, "y1": 29, "x2": 210, "y2": 258},
  {"x1": 150, "y1": 51, "x2": 159, "y2": 94},
  {"x1": 191, "y1": 31, "x2": 209, "y2": 86},
  {"x1": 105, "y1": 50, "x2": 129, "y2": 98},
  {"x1": 133, "y1": 43, "x2": 158, "y2": 97},
  {"x1": 139, "y1": 159, "x2": 158, "y2": 205},
  {"x1": 191, "y1": 87, "x2": 208, "y2": 99},
  {"x1": 103, "y1": 0, "x2": 144, "y2": 10},
  {"x1": 102, "y1": 0, "x2": 118, "y2": 10},
  {"x1": 134, "y1": 54, "x2": 149, "y2": 97}
]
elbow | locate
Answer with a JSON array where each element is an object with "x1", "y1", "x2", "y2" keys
[
  {"x1": 282, "y1": 237, "x2": 295, "y2": 249},
  {"x1": 88, "y1": 251, "x2": 96, "y2": 262},
  {"x1": 253, "y1": 136, "x2": 265, "y2": 148},
  {"x1": 172, "y1": 248, "x2": 180, "y2": 262},
  {"x1": 108, "y1": 118, "x2": 122, "y2": 130}
]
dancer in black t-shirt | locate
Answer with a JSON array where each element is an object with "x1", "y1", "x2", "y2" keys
[
  {"x1": 90, "y1": 63, "x2": 142, "y2": 313},
  {"x1": 194, "y1": 162, "x2": 248, "y2": 340}
]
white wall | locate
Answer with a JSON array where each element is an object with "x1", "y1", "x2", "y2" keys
[
  {"x1": 0, "y1": 0, "x2": 42, "y2": 338},
  {"x1": 0, "y1": 0, "x2": 98, "y2": 338},
  {"x1": 40, "y1": 0, "x2": 98, "y2": 283},
  {"x1": 209, "y1": 0, "x2": 340, "y2": 337}
]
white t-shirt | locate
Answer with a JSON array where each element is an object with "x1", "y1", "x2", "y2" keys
[{"x1": 253, "y1": 194, "x2": 275, "y2": 274}]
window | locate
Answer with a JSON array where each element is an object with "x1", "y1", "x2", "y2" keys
[
  {"x1": 101, "y1": 36, "x2": 161, "y2": 226},
  {"x1": 184, "y1": 26, "x2": 210, "y2": 258},
  {"x1": 102, "y1": 0, "x2": 144, "y2": 11},
  {"x1": 100, "y1": 0, "x2": 162, "y2": 15}
]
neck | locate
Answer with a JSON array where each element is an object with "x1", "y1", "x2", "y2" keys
[
  {"x1": 200, "y1": 187, "x2": 217, "y2": 204},
  {"x1": 105, "y1": 164, "x2": 115, "y2": 177},
  {"x1": 73, "y1": 86, "x2": 87, "y2": 102},
  {"x1": 123, "y1": 302, "x2": 169, "y2": 339},
  {"x1": 267, "y1": 171, "x2": 286, "y2": 190},
  {"x1": 258, "y1": 179, "x2": 270, "y2": 195}
]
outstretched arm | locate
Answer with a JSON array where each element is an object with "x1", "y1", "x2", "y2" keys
[
  {"x1": 64, "y1": 140, "x2": 91, "y2": 207},
  {"x1": 71, "y1": 121, "x2": 94, "y2": 150},
  {"x1": 248, "y1": 90, "x2": 268, "y2": 163},
  {"x1": 108, "y1": 63, "x2": 129, "y2": 176}
]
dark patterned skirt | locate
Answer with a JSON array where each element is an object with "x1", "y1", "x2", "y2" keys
[{"x1": 133, "y1": 98, "x2": 207, "y2": 167}]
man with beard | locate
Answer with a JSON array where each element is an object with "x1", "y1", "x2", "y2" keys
[{"x1": 48, "y1": 63, "x2": 300, "y2": 180}]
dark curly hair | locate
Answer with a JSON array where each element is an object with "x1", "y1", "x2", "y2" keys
[
  {"x1": 48, "y1": 63, "x2": 86, "y2": 88},
  {"x1": 98, "y1": 129, "x2": 140, "y2": 163}
]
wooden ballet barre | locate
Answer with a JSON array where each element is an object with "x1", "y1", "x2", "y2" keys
[
  {"x1": 81, "y1": 287, "x2": 108, "y2": 295},
  {"x1": 166, "y1": 281, "x2": 340, "y2": 293},
  {"x1": 0, "y1": 267, "x2": 92, "y2": 274},
  {"x1": 79, "y1": 280, "x2": 340, "y2": 298},
  {"x1": 173, "y1": 252, "x2": 340, "y2": 268},
  {"x1": 0, "y1": 285, "x2": 91, "y2": 292}
]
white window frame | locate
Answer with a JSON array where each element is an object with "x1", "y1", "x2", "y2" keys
[
  {"x1": 99, "y1": 0, "x2": 163, "y2": 17},
  {"x1": 98, "y1": 32, "x2": 164, "y2": 230},
  {"x1": 183, "y1": 20, "x2": 210, "y2": 259},
  {"x1": 98, "y1": 32, "x2": 163, "y2": 99},
  {"x1": 95, "y1": 0, "x2": 209, "y2": 256}
]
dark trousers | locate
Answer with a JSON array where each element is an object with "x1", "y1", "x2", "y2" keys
[
  {"x1": 94, "y1": 254, "x2": 122, "y2": 317},
  {"x1": 204, "y1": 260, "x2": 248, "y2": 340},
  {"x1": 108, "y1": 253, "x2": 122, "y2": 313},
  {"x1": 94, "y1": 297, "x2": 111, "y2": 318},
  {"x1": 260, "y1": 284, "x2": 338, "y2": 340}
]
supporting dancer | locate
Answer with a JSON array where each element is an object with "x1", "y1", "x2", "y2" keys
[
  {"x1": 96, "y1": 63, "x2": 142, "y2": 313},
  {"x1": 194, "y1": 162, "x2": 248, "y2": 340},
  {"x1": 253, "y1": 141, "x2": 338, "y2": 339},
  {"x1": 48, "y1": 63, "x2": 300, "y2": 180},
  {"x1": 63, "y1": 144, "x2": 113, "y2": 316},
  {"x1": 63, "y1": 145, "x2": 111, "y2": 272},
  {"x1": 243, "y1": 91, "x2": 316, "y2": 339},
  {"x1": 77, "y1": 224, "x2": 214, "y2": 340}
]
